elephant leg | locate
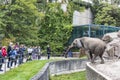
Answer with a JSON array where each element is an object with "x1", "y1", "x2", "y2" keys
[
  {"x1": 85, "y1": 50, "x2": 91, "y2": 60},
  {"x1": 89, "y1": 51, "x2": 93, "y2": 60},
  {"x1": 91, "y1": 54, "x2": 97, "y2": 63},
  {"x1": 99, "y1": 54, "x2": 104, "y2": 64}
]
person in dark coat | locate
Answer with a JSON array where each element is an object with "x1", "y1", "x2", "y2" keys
[
  {"x1": 0, "y1": 46, "x2": 3, "y2": 71},
  {"x1": 17, "y1": 45, "x2": 25, "y2": 64},
  {"x1": 46, "y1": 45, "x2": 51, "y2": 59},
  {"x1": 7, "y1": 42, "x2": 13, "y2": 68}
]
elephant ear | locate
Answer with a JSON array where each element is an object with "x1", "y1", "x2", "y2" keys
[
  {"x1": 71, "y1": 39, "x2": 77, "y2": 47},
  {"x1": 75, "y1": 38, "x2": 83, "y2": 48}
]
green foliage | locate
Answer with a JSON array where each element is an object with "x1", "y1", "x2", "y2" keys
[
  {"x1": 0, "y1": 0, "x2": 40, "y2": 45},
  {"x1": 94, "y1": 3, "x2": 116, "y2": 26},
  {"x1": 92, "y1": 2, "x2": 120, "y2": 26},
  {"x1": 38, "y1": 2, "x2": 85, "y2": 54}
]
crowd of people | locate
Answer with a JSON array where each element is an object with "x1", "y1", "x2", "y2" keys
[{"x1": 0, "y1": 42, "x2": 41, "y2": 71}]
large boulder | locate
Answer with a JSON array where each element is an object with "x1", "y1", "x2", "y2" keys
[
  {"x1": 103, "y1": 38, "x2": 120, "y2": 59},
  {"x1": 102, "y1": 32, "x2": 118, "y2": 43},
  {"x1": 103, "y1": 32, "x2": 120, "y2": 59}
]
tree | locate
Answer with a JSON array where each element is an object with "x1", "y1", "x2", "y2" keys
[
  {"x1": 0, "y1": 0, "x2": 41, "y2": 45},
  {"x1": 94, "y1": 4, "x2": 116, "y2": 26},
  {"x1": 91, "y1": 0, "x2": 120, "y2": 26},
  {"x1": 38, "y1": 3, "x2": 72, "y2": 54},
  {"x1": 38, "y1": 1, "x2": 85, "y2": 54}
]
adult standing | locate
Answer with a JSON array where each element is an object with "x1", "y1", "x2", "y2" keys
[
  {"x1": 7, "y1": 42, "x2": 13, "y2": 68},
  {"x1": 26, "y1": 46, "x2": 33, "y2": 61},
  {"x1": 68, "y1": 50, "x2": 73, "y2": 57},
  {"x1": 10, "y1": 47, "x2": 17, "y2": 67},
  {"x1": 38, "y1": 46, "x2": 41, "y2": 60},
  {"x1": 17, "y1": 45, "x2": 25, "y2": 64},
  {"x1": 46, "y1": 45, "x2": 51, "y2": 59},
  {"x1": 14, "y1": 42, "x2": 19, "y2": 50},
  {"x1": 0, "y1": 46, "x2": 3, "y2": 71},
  {"x1": 1, "y1": 46, "x2": 7, "y2": 63}
]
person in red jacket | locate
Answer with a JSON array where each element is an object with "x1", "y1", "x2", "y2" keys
[
  {"x1": 2, "y1": 46, "x2": 7, "y2": 57},
  {"x1": 1, "y1": 46, "x2": 7, "y2": 63}
]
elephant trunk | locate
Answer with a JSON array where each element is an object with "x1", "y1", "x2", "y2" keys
[{"x1": 64, "y1": 46, "x2": 73, "y2": 58}]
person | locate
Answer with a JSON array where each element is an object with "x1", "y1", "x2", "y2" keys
[
  {"x1": 26, "y1": 46, "x2": 33, "y2": 62},
  {"x1": 1, "y1": 46, "x2": 7, "y2": 63},
  {"x1": 32, "y1": 46, "x2": 36, "y2": 60},
  {"x1": 46, "y1": 45, "x2": 51, "y2": 59},
  {"x1": 68, "y1": 50, "x2": 73, "y2": 57},
  {"x1": 17, "y1": 44, "x2": 26, "y2": 64},
  {"x1": 14, "y1": 42, "x2": 19, "y2": 50},
  {"x1": 10, "y1": 47, "x2": 17, "y2": 67},
  {"x1": 7, "y1": 42, "x2": 13, "y2": 68},
  {"x1": 0, "y1": 46, "x2": 3, "y2": 71},
  {"x1": 37, "y1": 46, "x2": 41, "y2": 60}
]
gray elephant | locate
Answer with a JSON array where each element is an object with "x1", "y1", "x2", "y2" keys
[{"x1": 65, "y1": 37, "x2": 106, "y2": 64}]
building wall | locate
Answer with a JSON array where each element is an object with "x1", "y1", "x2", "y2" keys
[{"x1": 73, "y1": 8, "x2": 93, "y2": 26}]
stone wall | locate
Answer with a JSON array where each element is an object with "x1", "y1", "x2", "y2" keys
[
  {"x1": 73, "y1": 8, "x2": 93, "y2": 26},
  {"x1": 86, "y1": 62, "x2": 112, "y2": 80},
  {"x1": 31, "y1": 59, "x2": 87, "y2": 80},
  {"x1": 50, "y1": 59, "x2": 87, "y2": 76},
  {"x1": 31, "y1": 63, "x2": 50, "y2": 80}
]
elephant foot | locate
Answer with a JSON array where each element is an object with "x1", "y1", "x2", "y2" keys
[
  {"x1": 91, "y1": 60, "x2": 95, "y2": 64},
  {"x1": 91, "y1": 61, "x2": 96, "y2": 64},
  {"x1": 100, "y1": 61, "x2": 104, "y2": 64}
]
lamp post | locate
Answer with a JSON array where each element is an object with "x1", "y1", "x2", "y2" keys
[{"x1": 87, "y1": 0, "x2": 91, "y2": 37}]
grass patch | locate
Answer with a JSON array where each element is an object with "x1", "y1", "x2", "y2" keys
[
  {"x1": 50, "y1": 71, "x2": 86, "y2": 80},
  {"x1": 0, "y1": 60, "x2": 49, "y2": 80}
]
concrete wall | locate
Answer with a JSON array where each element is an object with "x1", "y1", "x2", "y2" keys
[
  {"x1": 31, "y1": 63, "x2": 50, "y2": 80},
  {"x1": 50, "y1": 59, "x2": 87, "y2": 75},
  {"x1": 86, "y1": 62, "x2": 111, "y2": 80},
  {"x1": 31, "y1": 59, "x2": 87, "y2": 80},
  {"x1": 73, "y1": 8, "x2": 93, "y2": 26}
]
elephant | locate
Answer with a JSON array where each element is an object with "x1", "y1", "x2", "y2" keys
[{"x1": 65, "y1": 37, "x2": 106, "y2": 64}]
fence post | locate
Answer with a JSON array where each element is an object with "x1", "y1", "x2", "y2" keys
[{"x1": 88, "y1": 24, "x2": 91, "y2": 37}]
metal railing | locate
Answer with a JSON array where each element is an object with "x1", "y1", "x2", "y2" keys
[{"x1": 0, "y1": 54, "x2": 41, "y2": 73}]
